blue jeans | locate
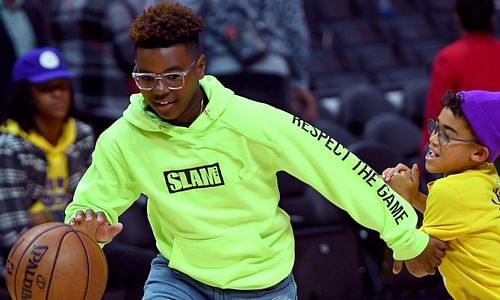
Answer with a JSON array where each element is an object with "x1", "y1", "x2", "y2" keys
[{"x1": 143, "y1": 254, "x2": 297, "y2": 300}]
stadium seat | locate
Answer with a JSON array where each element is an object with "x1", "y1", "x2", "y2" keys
[
  {"x1": 341, "y1": 43, "x2": 401, "y2": 72},
  {"x1": 314, "y1": 118, "x2": 358, "y2": 147},
  {"x1": 372, "y1": 66, "x2": 428, "y2": 90},
  {"x1": 397, "y1": 37, "x2": 445, "y2": 66},
  {"x1": 363, "y1": 113, "x2": 422, "y2": 162},
  {"x1": 348, "y1": 140, "x2": 402, "y2": 174},
  {"x1": 378, "y1": 14, "x2": 435, "y2": 43},
  {"x1": 338, "y1": 84, "x2": 398, "y2": 135},
  {"x1": 302, "y1": 186, "x2": 352, "y2": 226},
  {"x1": 312, "y1": 71, "x2": 371, "y2": 95},
  {"x1": 304, "y1": 0, "x2": 356, "y2": 48},
  {"x1": 310, "y1": 48, "x2": 344, "y2": 74},
  {"x1": 293, "y1": 225, "x2": 365, "y2": 300},
  {"x1": 325, "y1": 18, "x2": 383, "y2": 47},
  {"x1": 311, "y1": 0, "x2": 355, "y2": 22},
  {"x1": 354, "y1": 0, "x2": 422, "y2": 17},
  {"x1": 402, "y1": 78, "x2": 429, "y2": 125},
  {"x1": 424, "y1": 0, "x2": 460, "y2": 41}
]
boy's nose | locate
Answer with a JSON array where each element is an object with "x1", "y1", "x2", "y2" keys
[
  {"x1": 428, "y1": 132, "x2": 439, "y2": 147},
  {"x1": 152, "y1": 78, "x2": 171, "y2": 95}
]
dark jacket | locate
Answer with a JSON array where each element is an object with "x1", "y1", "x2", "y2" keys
[{"x1": 0, "y1": 119, "x2": 94, "y2": 259}]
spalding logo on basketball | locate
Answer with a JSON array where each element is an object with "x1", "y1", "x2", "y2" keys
[{"x1": 5, "y1": 222, "x2": 108, "y2": 300}]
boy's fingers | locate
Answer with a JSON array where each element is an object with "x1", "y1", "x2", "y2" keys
[
  {"x1": 381, "y1": 168, "x2": 395, "y2": 181},
  {"x1": 74, "y1": 210, "x2": 84, "y2": 221},
  {"x1": 111, "y1": 222, "x2": 123, "y2": 235},
  {"x1": 395, "y1": 163, "x2": 409, "y2": 173},
  {"x1": 96, "y1": 222, "x2": 123, "y2": 243},
  {"x1": 85, "y1": 208, "x2": 96, "y2": 221},
  {"x1": 96, "y1": 211, "x2": 107, "y2": 222},
  {"x1": 392, "y1": 261, "x2": 403, "y2": 274},
  {"x1": 411, "y1": 164, "x2": 420, "y2": 181}
]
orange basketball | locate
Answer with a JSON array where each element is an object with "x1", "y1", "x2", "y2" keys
[{"x1": 5, "y1": 222, "x2": 108, "y2": 300}]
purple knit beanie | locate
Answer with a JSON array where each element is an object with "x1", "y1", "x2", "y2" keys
[{"x1": 459, "y1": 90, "x2": 500, "y2": 162}]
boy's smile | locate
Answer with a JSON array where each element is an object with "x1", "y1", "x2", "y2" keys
[
  {"x1": 425, "y1": 107, "x2": 482, "y2": 176},
  {"x1": 134, "y1": 45, "x2": 205, "y2": 126}
]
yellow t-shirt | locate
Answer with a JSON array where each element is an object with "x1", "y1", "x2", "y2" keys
[{"x1": 422, "y1": 163, "x2": 500, "y2": 300}]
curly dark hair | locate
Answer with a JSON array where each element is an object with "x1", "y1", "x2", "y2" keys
[
  {"x1": 440, "y1": 90, "x2": 478, "y2": 136},
  {"x1": 129, "y1": 3, "x2": 205, "y2": 56},
  {"x1": 441, "y1": 90, "x2": 465, "y2": 118}
]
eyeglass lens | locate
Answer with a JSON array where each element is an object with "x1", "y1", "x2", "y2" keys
[
  {"x1": 428, "y1": 119, "x2": 449, "y2": 146},
  {"x1": 135, "y1": 73, "x2": 184, "y2": 90}
]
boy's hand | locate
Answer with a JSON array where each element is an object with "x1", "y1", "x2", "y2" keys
[
  {"x1": 382, "y1": 163, "x2": 420, "y2": 203},
  {"x1": 69, "y1": 209, "x2": 123, "y2": 243},
  {"x1": 393, "y1": 236, "x2": 447, "y2": 277},
  {"x1": 381, "y1": 163, "x2": 411, "y2": 182}
]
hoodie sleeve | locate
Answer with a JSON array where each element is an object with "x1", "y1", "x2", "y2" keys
[
  {"x1": 64, "y1": 131, "x2": 141, "y2": 225},
  {"x1": 264, "y1": 110, "x2": 428, "y2": 260}
]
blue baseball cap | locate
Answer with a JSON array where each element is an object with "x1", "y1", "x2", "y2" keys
[{"x1": 12, "y1": 47, "x2": 74, "y2": 83}]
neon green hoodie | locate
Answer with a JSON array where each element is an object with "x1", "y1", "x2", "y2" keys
[{"x1": 65, "y1": 75, "x2": 428, "y2": 289}]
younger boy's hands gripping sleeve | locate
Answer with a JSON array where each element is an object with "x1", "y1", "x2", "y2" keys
[{"x1": 267, "y1": 113, "x2": 428, "y2": 260}]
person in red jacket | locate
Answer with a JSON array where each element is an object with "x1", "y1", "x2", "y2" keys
[{"x1": 421, "y1": 0, "x2": 500, "y2": 153}]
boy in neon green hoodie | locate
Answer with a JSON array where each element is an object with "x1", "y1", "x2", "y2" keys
[{"x1": 66, "y1": 3, "x2": 446, "y2": 299}]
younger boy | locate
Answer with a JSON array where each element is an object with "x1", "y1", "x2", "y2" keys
[{"x1": 382, "y1": 90, "x2": 500, "y2": 299}]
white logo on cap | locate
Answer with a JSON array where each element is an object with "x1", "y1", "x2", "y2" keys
[{"x1": 39, "y1": 51, "x2": 60, "y2": 69}]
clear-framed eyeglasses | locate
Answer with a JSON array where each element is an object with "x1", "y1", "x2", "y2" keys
[
  {"x1": 427, "y1": 119, "x2": 478, "y2": 147},
  {"x1": 132, "y1": 59, "x2": 198, "y2": 91}
]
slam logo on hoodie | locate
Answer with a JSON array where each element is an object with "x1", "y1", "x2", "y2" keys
[{"x1": 164, "y1": 163, "x2": 225, "y2": 193}]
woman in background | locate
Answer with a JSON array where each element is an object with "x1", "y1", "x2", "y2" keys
[{"x1": 0, "y1": 47, "x2": 155, "y2": 300}]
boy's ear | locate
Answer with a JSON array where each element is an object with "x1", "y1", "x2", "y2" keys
[
  {"x1": 471, "y1": 145, "x2": 490, "y2": 162},
  {"x1": 197, "y1": 54, "x2": 206, "y2": 79}
]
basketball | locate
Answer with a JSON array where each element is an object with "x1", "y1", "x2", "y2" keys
[{"x1": 5, "y1": 222, "x2": 108, "y2": 300}]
